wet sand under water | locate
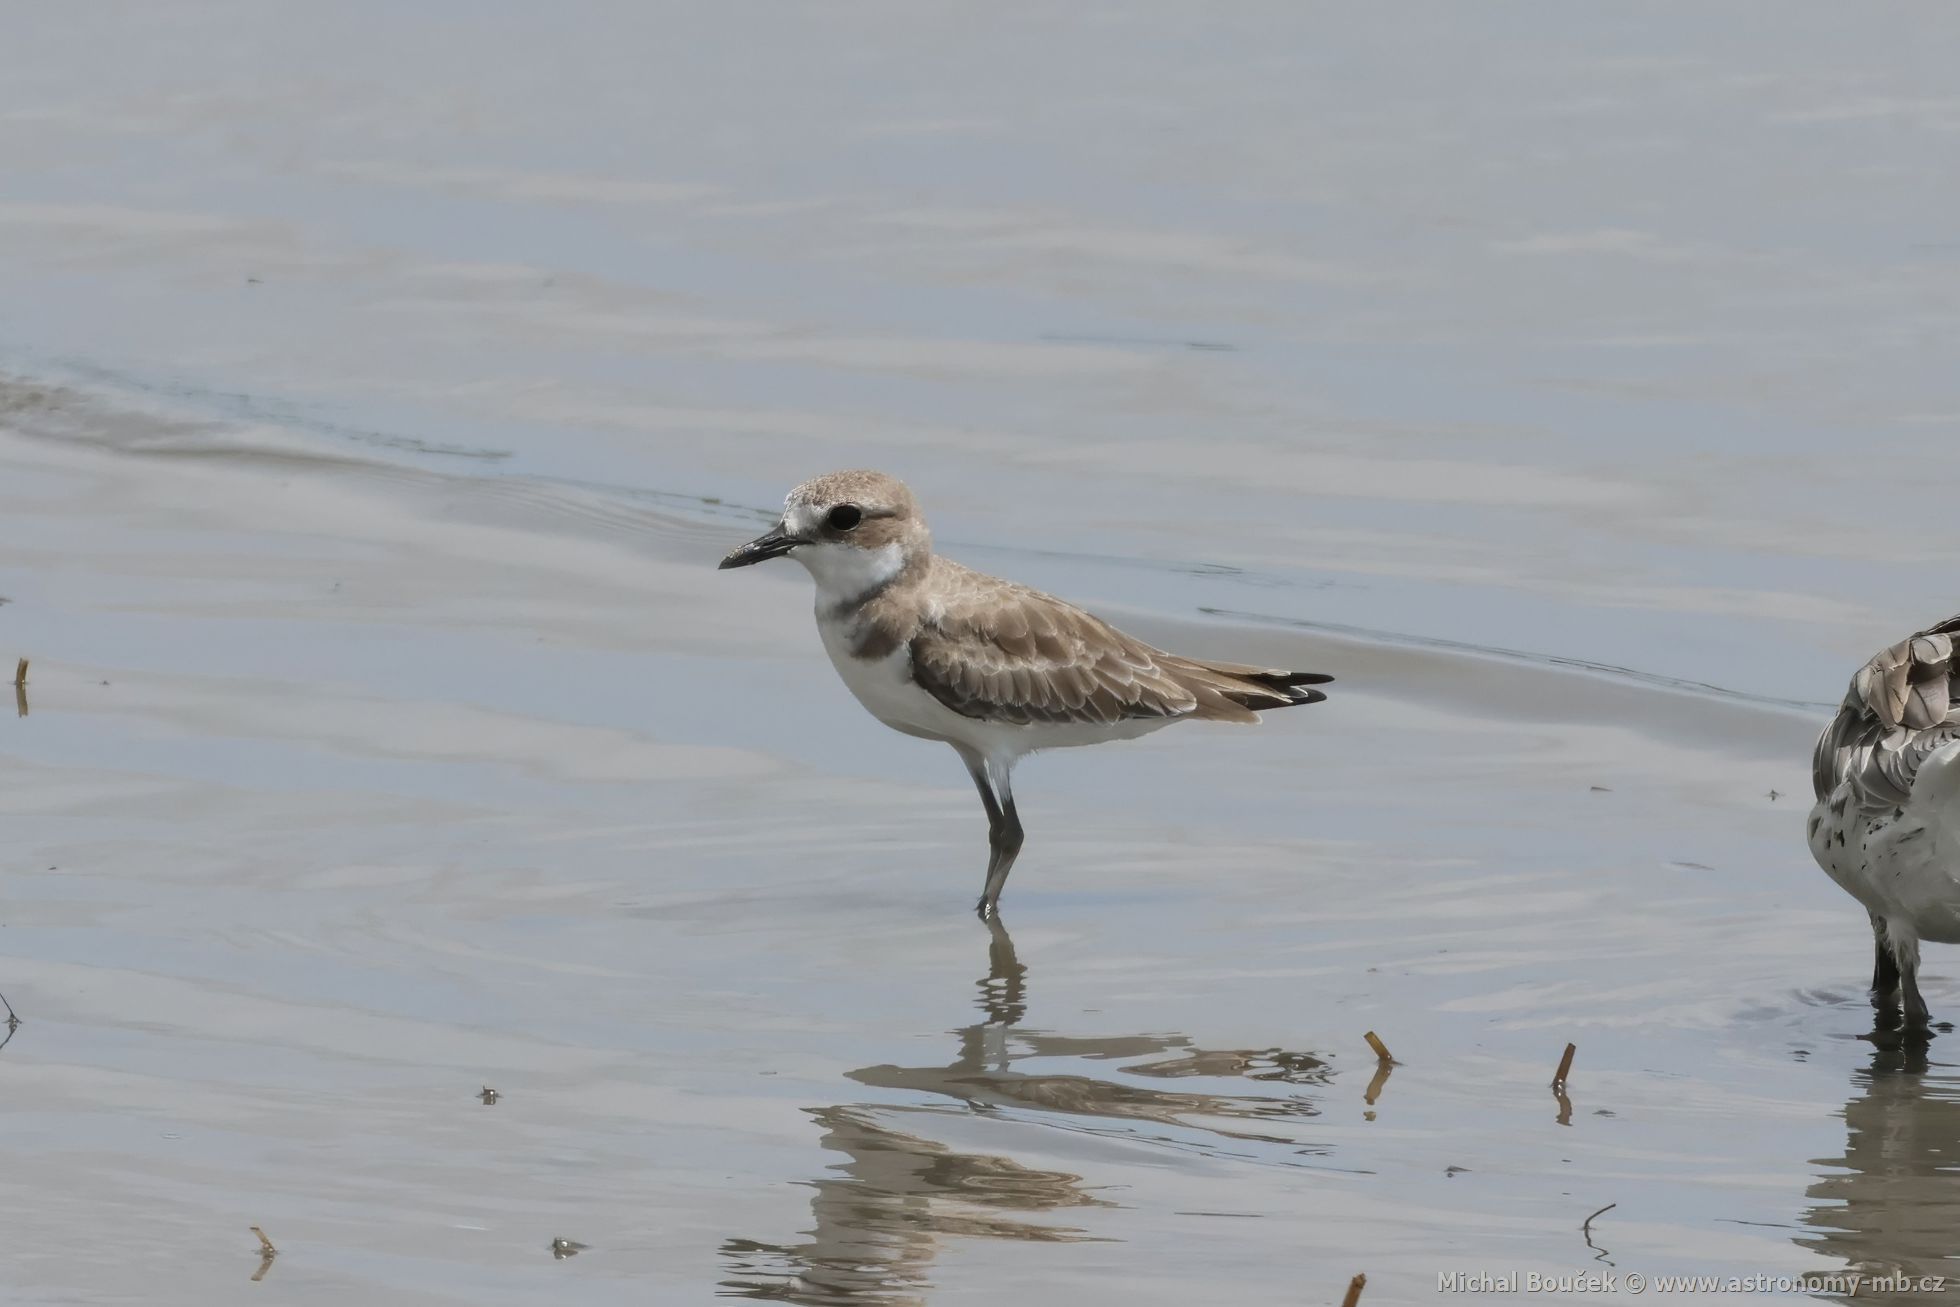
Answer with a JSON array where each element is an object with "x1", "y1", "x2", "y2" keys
[{"x1": 1, "y1": 393, "x2": 1954, "y2": 1306}]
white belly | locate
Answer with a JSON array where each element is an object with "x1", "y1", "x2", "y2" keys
[{"x1": 1811, "y1": 747, "x2": 1960, "y2": 945}]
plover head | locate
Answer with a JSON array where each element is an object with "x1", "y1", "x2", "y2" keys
[{"x1": 719, "y1": 469, "x2": 929, "y2": 600}]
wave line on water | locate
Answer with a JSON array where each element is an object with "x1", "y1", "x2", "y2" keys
[{"x1": 1199, "y1": 605, "x2": 1835, "y2": 716}]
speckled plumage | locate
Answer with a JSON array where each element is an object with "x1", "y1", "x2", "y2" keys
[{"x1": 1809, "y1": 613, "x2": 1960, "y2": 1033}]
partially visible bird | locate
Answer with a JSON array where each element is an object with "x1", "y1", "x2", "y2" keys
[
  {"x1": 720, "y1": 469, "x2": 1333, "y2": 920},
  {"x1": 1810, "y1": 613, "x2": 1960, "y2": 1037}
]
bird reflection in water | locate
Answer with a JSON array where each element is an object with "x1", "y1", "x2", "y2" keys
[
  {"x1": 719, "y1": 921, "x2": 1329, "y2": 1304},
  {"x1": 1797, "y1": 1042, "x2": 1960, "y2": 1290}
]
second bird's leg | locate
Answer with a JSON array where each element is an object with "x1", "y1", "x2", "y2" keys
[
  {"x1": 1903, "y1": 970, "x2": 1933, "y2": 1038},
  {"x1": 1870, "y1": 915, "x2": 1902, "y2": 1012},
  {"x1": 959, "y1": 752, "x2": 1024, "y2": 921},
  {"x1": 1901, "y1": 957, "x2": 1933, "y2": 1041},
  {"x1": 1880, "y1": 923, "x2": 1935, "y2": 1041}
]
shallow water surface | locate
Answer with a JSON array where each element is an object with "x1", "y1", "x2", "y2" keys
[{"x1": 3, "y1": 5, "x2": 1960, "y2": 1305}]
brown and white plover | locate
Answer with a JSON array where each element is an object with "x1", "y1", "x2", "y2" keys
[{"x1": 719, "y1": 469, "x2": 1333, "y2": 920}]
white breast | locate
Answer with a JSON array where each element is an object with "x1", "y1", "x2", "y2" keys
[
  {"x1": 815, "y1": 612, "x2": 955, "y2": 743},
  {"x1": 1811, "y1": 742, "x2": 1960, "y2": 945},
  {"x1": 799, "y1": 538, "x2": 973, "y2": 745}
]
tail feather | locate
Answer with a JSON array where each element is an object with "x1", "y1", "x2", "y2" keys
[
  {"x1": 1229, "y1": 668, "x2": 1332, "y2": 708},
  {"x1": 1177, "y1": 660, "x2": 1334, "y2": 719}
]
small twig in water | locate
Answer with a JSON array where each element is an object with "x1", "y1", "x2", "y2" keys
[
  {"x1": 1341, "y1": 1272, "x2": 1367, "y2": 1307},
  {"x1": 249, "y1": 1226, "x2": 278, "y2": 1282},
  {"x1": 1582, "y1": 1202, "x2": 1617, "y2": 1265},
  {"x1": 1551, "y1": 1043, "x2": 1578, "y2": 1125},
  {"x1": 1363, "y1": 1031, "x2": 1395, "y2": 1064},
  {"x1": 0, "y1": 989, "x2": 17, "y2": 1033},
  {"x1": 12, "y1": 659, "x2": 24, "y2": 687}
]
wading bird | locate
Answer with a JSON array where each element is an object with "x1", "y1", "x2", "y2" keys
[
  {"x1": 721, "y1": 470, "x2": 1333, "y2": 920},
  {"x1": 1810, "y1": 614, "x2": 1960, "y2": 1038}
]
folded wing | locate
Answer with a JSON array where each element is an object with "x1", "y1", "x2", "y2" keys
[
  {"x1": 909, "y1": 564, "x2": 1332, "y2": 727},
  {"x1": 1815, "y1": 614, "x2": 1960, "y2": 811}
]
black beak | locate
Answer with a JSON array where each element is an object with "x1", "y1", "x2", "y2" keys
[{"x1": 719, "y1": 525, "x2": 799, "y2": 569}]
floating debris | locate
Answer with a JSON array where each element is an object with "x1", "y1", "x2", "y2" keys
[
  {"x1": 1364, "y1": 1059, "x2": 1393, "y2": 1107},
  {"x1": 250, "y1": 1226, "x2": 278, "y2": 1282},
  {"x1": 1552, "y1": 1042, "x2": 1577, "y2": 1088},
  {"x1": 1341, "y1": 1272, "x2": 1367, "y2": 1307},
  {"x1": 1582, "y1": 1202, "x2": 1616, "y2": 1265},
  {"x1": 1552, "y1": 1042, "x2": 1578, "y2": 1126},
  {"x1": 1362, "y1": 1033, "x2": 1396, "y2": 1106},
  {"x1": 550, "y1": 1237, "x2": 587, "y2": 1259},
  {"x1": 479, "y1": 1086, "x2": 500, "y2": 1105}
]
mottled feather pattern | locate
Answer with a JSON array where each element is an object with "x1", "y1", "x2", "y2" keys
[
  {"x1": 905, "y1": 559, "x2": 1328, "y2": 727},
  {"x1": 733, "y1": 467, "x2": 1333, "y2": 921},
  {"x1": 1814, "y1": 614, "x2": 1960, "y2": 812}
]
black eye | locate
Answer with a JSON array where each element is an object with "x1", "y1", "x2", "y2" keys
[{"x1": 826, "y1": 504, "x2": 863, "y2": 531}]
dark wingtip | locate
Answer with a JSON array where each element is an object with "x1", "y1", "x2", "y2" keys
[
  {"x1": 1248, "y1": 669, "x2": 1333, "y2": 692},
  {"x1": 1225, "y1": 668, "x2": 1333, "y2": 711}
]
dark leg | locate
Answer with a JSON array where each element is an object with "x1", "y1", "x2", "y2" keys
[
  {"x1": 1871, "y1": 916, "x2": 1902, "y2": 1010},
  {"x1": 1904, "y1": 971, "x2": 1932, "y2": 1038},
  {"x1": 1902, "y1": 958, "x2": 1933, "y2": 1041},
  {"x1": 958, "y1": 751, "x2": 1024, "y2": 921},
  {"x1": 1878, "y1": 924, "x2": 1936, "y2": 1042},
  {"x1": 979, "y1": 794, "x2": 1024, "y2": 921}
]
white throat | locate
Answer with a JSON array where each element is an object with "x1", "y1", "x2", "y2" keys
[{"x1": 794, "y1": 539, "x2": 907, "y2": 609}]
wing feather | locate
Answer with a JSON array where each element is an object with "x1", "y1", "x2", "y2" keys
[
  {"x1": 906, "y1": 560, "x2": 1332, "y2": 728},
  {"x1": 1815, "y1": 613, "x2": 1960, "y2": 812},
  {"x1": 908, "y1": 566, "x2": 1200, "y2": 726}
]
